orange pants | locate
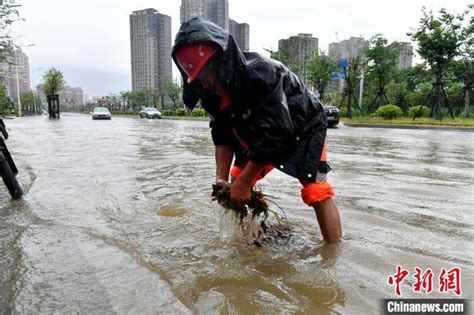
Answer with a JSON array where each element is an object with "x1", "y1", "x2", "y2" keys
[{"x1": 230, "y1": 140, "x2": 334, "y2": 205}]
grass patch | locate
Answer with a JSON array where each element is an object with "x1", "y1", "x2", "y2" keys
[
  {"x1": 342, "y1": 116, "x2": 474, "y2": 127},
  {"x1": 161, "y1": 115, "x2": 208, "y2": 120},
  {"x1": 110, "y1": 111, "x2": 140, "y2": 116}
]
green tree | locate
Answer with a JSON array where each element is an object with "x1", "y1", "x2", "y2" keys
[
  {"x1": 0, "y1": 2, "x2": 21, "y2": 62},
  {"x1": 42, "y1": 68, "x2": 66, "y2": 96},
  {"x1": 0, "y1": 84, "x2": 10, "y2": 114},
  {"x1": 365, "y1": 34, "x2": 399, "y2": 111},
  {"x1": 448, "y1": 7, "x2": 474, "y2": 118},
  {"x1": 141, "y1": 87, "x2": 159, "y2": 108},
  {"x1": 306, "y1": 50, "x2": 338, "y2": 101},
  {"x1": 393, "y1": 62, "x2": 433, "y2": 92},
  {"x1": 164, "y1": 79, "x2": 182, "y2": 109},
  {"x1": 341, "y1": 55, "x2": 364, "y2": 118},
  {"x1": 408, "y1": 7, "x2": 468, "y2": 120},
  {"x1": 127, "y1": 91, "x2": 140, "y2": 110},
  {"x1": 1, "y1": 1, "x2": 20, "y2": 110},
  {"x1": 386, "y1": 81, "x2": 409, "y2": 113},
  {"x1": 107, "y1": 94, "x2": 121, "y2": 112},
  {"x1": 449, "y1": 59, "x2": 473, "y2": 117},
  {"x1": 127, "y1": 88, "x2": 155, "y2": 110},
  {"x1": 403, "y1": 80, "x2": 435, "y2": 108},
  {"x1": 119, "y1": 91, "x2": 131, "y2": 111},
  {"x1": 20, "y1": 91, "x2": 35, "y2": 114}
]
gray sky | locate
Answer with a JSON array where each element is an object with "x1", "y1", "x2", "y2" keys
[{"x1": 12, "y1": 0, "x2": 471, "y2": 97}]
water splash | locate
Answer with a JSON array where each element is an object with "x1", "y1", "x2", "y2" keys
[{"x1": 216, "y1": 204, "x2": 267, "y2": 245}]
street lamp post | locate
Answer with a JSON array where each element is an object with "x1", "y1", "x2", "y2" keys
[
  {"x1": 33, "y1": 91, "x2": 37, "y2": 114},
  {"x1": 14, "y1": 54, "x2": 21, "y2": 116}
]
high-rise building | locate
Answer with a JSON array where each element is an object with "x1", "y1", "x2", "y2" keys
[
  {"x1": 36, "y1": 84, "x2": 84, "y2": 107},
  {"x1": 180, "y1": 0, "x2": 229, "y2": 30},
  {"x1": 130, "y1": 8, "x2": 172, "y2": 95},
  {"x1": 229, "y1": 19, "x2": 249, "y2": 51},
  {"x1": 60, "y1": 86, "x2": 84, "y2": 108},
  {"x1": 391, "y1": 42, "x2": 413, "y2": 69},
  {"x1": 215, "y1": 0, "x2": 229, "y2": 31},
  {"x1": 278, "y1": 33, "x2": 318, "y2": 63},
  {"x1": 0, "y1": 48, "x2": 31, "y2": 101},
  {"x1": 328, "y1": 37, "x2": 368, "y2": 61}
]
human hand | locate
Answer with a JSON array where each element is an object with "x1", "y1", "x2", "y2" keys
[
  {"x1": 215, "y1": 178, "x2": 231, "y2": 188},
  {"x1": 230, "y1": 178, "x2": 252, "y2": 207}
]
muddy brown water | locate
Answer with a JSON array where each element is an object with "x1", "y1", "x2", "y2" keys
[{"x1": 0, "y1": 113, "x2": 472, "y2": 314}]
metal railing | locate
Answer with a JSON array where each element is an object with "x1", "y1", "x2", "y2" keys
[{"x1": 0, "y1": 118, "x2": 23, "y2": 199}]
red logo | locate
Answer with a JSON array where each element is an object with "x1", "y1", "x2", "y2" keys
[
  {"x1": 439, "y1": 267, "x2": 462, "y2": 296},
  {"x1": 388, "y1": 266, "x2": 462, "y2": 297},
  {"x1": 388, "y1": 265, "x2": 409, "y2": 297},
  {"x1": 413, "y1": 267, "x2": 434, "y2": 294}
]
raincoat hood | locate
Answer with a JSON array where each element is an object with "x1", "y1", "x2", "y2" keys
[
  {"x1": 172, "y1": 17, "x2": 244, "y2": 109},
  {"x1": 171, "y1": 18, "x2": 329, "y2": 182}
]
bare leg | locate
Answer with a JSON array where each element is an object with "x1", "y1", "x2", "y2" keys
[{"x1": 312, "y1": 198, "x2": 342, "y2": 244}]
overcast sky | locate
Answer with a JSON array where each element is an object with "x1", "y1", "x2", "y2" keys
[{"x1": 12, "y1": 0, "x2": 471, "y2": 97}]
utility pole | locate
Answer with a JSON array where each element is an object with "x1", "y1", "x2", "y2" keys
[
  {"x1": 33, "y1": 90, "x2": 37, "y2": 114},
  {"x1": 15, "y1": 52, "x2": 21, "y2": 116},
  {"x1": 357, "y1": 71, "x2": 365, "y2": 113}
]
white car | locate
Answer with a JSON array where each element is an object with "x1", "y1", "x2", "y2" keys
[
  {"x1": 92, "y1": 107, "x2": 112, "y2": 120},
  {"x1": 140, "y1": 107, "x2": 162, "y2": 119}
]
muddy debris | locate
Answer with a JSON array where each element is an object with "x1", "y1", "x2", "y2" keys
[{"x1": 211, "y1": 184, "x2": 291, "y2": 246}]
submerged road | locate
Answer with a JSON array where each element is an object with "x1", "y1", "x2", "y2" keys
[{"x1": 1, "y1": 113, "x2": 472, "y2": 313}]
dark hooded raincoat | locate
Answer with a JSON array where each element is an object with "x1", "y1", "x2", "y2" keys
[{"x1": 171, "y1": 18, "x2": 330, "y2": 183}]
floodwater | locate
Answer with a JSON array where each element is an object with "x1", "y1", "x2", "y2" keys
[{"x1": 1, "y1": 113, "x2": 473, "y2": 314}]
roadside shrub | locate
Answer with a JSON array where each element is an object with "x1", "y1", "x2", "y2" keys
[
  {"x1": 176, "y1": 108, "x2": 186, "y2": 116},
  {"x1": 374, "y1": 105, "x2": 403, "y2": 120},
  {"x1": 323, "y1": 91, "x2": 343, "y2": 107},
  {"x1": 112, "y1": 111, "x2": 139, "y2": 115},
  {"x1": 406, "y1": 92, "x2": 424, "y2": 107},
  {"x1": 338, "y1": 107, "x2": 363, "y2": 118},
  {"x1": 408, "y1": 105, "x2": 430, "y2": 118},
  {"x1": 339, "y1": 107, "x2": 348, "y2": 117},
  {"x1": 161, "y1": 109, "x2": 174, "y2": 116},
  {"x1": 191, "y1": 108, "x2": 205, "y2": 117}
]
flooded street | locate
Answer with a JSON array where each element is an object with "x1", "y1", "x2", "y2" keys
[{"x1": 1, "y1": 113, "x2": 473, "y2": 314}]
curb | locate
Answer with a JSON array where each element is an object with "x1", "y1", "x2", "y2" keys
[
  {"x1": 161, "y1": 117, "x2": 209, "y2": 122},
  {"x1": 344, "y1": 123, "x2": 474, "y2": 132}
]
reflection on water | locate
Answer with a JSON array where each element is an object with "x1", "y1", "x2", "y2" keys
[{"x1": 0, "y1": 114, "x2": 472, "y2": 313}]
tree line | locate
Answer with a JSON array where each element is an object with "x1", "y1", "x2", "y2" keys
[
  {"x1": 2, "y1": 4, "x2": 471, "y2": 120},
  {"x1": 0, "y1": 1, "x2": 20, "y2": 114},
  {"x1": 75, "y1": 79, "x2": 183, "y2": 113},
  {"x1": 272, "y1": 6, "x2": 473, "y2": 120}
]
